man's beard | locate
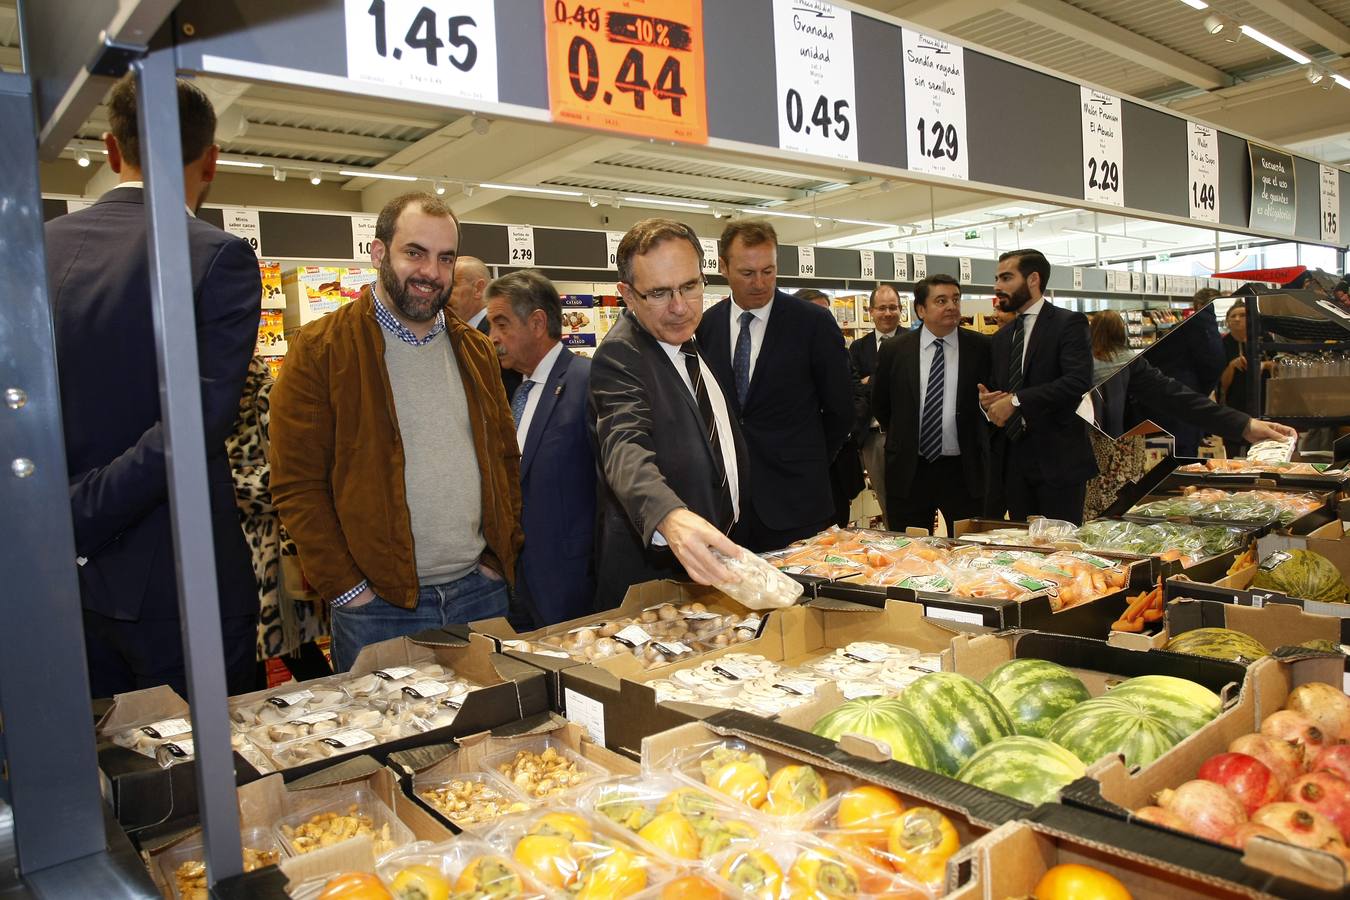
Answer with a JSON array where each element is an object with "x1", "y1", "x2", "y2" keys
[
  {"x1": 995, "y1": 283, "x2": 1032, "y2": 313},
  {"x1": 380, "y1": 257, "x2": 448, "y2": 323}
]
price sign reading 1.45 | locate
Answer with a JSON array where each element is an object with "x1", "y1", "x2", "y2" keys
[
  {"x1": 773, "y1": 0, "x2": 858, "y2": 162},
  {"x1": 1080, "y1": 87, "x2": 1124, "y2": 207},
  {"x1": 544, "y1": 0, "x2": 708, "y2": 144},
  {"x1": 345, "y1": 0, "x2": 499, "y2": 103}
]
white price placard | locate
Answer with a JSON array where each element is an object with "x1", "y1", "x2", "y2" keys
[
  {"x1": 1130, "y1": 271, "x2": 1143, "y2": 293},
  {"x1": 352, "y1": 214, "x2": 377, "y2": 261},
  {"x1": 563, "y1": 688, "x2": 606, "y2": 746},
  {"x1": 508, "y1": 225, "x2": 535, "y2": 265},
  {"x1": 699, "y1": 238, "x2": 720, "y2": 275},
  {"x1": 902, "y1": 29, "x2": 968, "y2": 181},
  {"x1": 344, "y1": 0, "x2": 498, "y2": 103},
  {"x1": 605, "y1": 231, "x2": 623, "y2": 270},
  {"x1": 1080, "y1": 87, "x2": 1124, "y2": 207},
  {"x1": 798, "y1": 245, "x2": 816, "y2": 277},
  {"x1": 912, "y1": 253, "x2": 928, "y2": 280},
  {"x1": 1320, "y1": 165, "x2": 1341, "y2": 244},
  {"x1": 772, "y1": 0, "x2": 857, "y2": 161},
  {"x1": 893, "y1": 252, "x2": 909, "y2": 282},
  {"x1": 1072, "y1": 268, "x2": 1083, "y2": 290},
  {"x1": 859, "y1": 249, "x2": 875, "y2": 280},
  {"x1": 224, "y1": 208, "x2": 262, "y2": 256},
  {"x1": 958, "y1": 257, "x2": 972, "y2": 283},
  {"x1": 1187, "y1": 123, "x2": 1219, "y2": 223}
]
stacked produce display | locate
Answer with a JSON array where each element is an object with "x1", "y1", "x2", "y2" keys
[{"x1": 1126, "y1": 487, "x2": 1324, "y2": 526}]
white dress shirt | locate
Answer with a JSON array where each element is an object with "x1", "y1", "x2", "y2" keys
[
  {"x1": 515, "y1": 341, "x2": 564, "y2": 449},
  {"x1": 1016, "y1": 297, "x2": 1047, "y2": 367},
  {"x1": 728, "y1": 295, "x2": 774, "y2": 382},
  {"x1": 651, "y1": 340, "x2": 741, "y2": 546},
  {"x1": 874, "y1": 329, "x2": 897, "y2": 353},
  {"x1": 917, "y1": 326, "x2": 961, "y2": 456},
  {"x1": 467, "y1": 308, "x2": 487, "y2": 331}
]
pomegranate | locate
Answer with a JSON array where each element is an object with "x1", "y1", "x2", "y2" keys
[
  {"x1": 1287, "y1": 771, "x2": 1350, "y2": 842},
  {"x1": 1310, "y1": 744, "x2": 1350, "y2": 782},
  {"x1": 1286, "y1": 682, "x2": 1350, "y2": 744},
  {"x1": 1134, "y1": 805, "x2": 1185, "y2": 831},
  {"x1": 1232, "y1": 822, "x2": 1284, "y2": 849},
  {"x1": 1260, "y1": 710, "x2": 1327, "y2": 765},
  {"x1": 1251, "y1": 802, "x2": 1344, "y2": 852},
  {"x1": 1197, "y1": 752, "x2": 1282, "y2": 815},
  {"x1": 1228, "y1": 733, "x2": 1303, "y2": 790},
  {"x1": 1156, "y1": 780, "x2": 1247, "y2": 844}
]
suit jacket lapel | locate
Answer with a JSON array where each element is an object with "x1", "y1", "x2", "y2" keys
[
  {"x1": 902, "y1": 334, "x2": 921, "y2": 403},
  {"x1": 520, "y1": 348, "x2": 573, "y2": 479},
  {"x1": 744, "y1": 291, "x2": 788, "y2": 407}
]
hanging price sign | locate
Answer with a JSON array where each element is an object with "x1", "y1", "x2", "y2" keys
[
  {"x1": 1072, "y1": 268, "x2": 1083, "y2": 290},
  {"x1": 958, "y1": 257, "x2": 972, "y2": 283},
  {"x1": 224, "y1": 208, "x2": 262, "y2": 257},
  {"x1": 912, "y1": 253, "x2": 928, "y2": 280},
  {"x1": 508, "y1": 225, "x2": 536, "y2": 265},
  {"x1": 352, "y1": 214, "x2": 377, "y2": 261},
  {"x1": 772, "y1": 0, "x2": 857, "y2": 161},
  {"x1": 893, "y1": 252, "x2": 909, "y2": 282},
  {"x1": 1320, "y1": 164, "x2": 1341, "y2": 245},
  {"x1": 859, "y1": 249, "x2": 875, "y2": 280},
  {"x1": 1080, "y1": 87, "x2": 1124, "y2": 207},
  {"x1": 606, "y1": 231, "x2": 623, "y2": 269},
  {"x1": 797, "y1": 245, "x2": 816, "y2": 277},
  {"x1": 699, "y1": 238, "x2": 720, "y2": 275},
  {"x1": 1187, "y1": 123, "x2": 1219, "y2": 224},
  {"x1": 345, "y1": 0, "x2": 498, "y2": 102},
  {"x1": 902, "y1": 29, "x2": 968, "y2": 180},
  {"x1": 544, "y1": 0, "x2": 708, "y2": 144}
]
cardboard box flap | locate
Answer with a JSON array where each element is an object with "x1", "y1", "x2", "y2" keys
[
  {"x1": 1242, "y1": 835, "x2": 1350, "y2": 894},
  {"x1": 285, "y1": 755, "x2": 386, "y2": 792},
  {"x1": 386, "y1": 742, "x2": 456, "y2": 777},
  {"x1": 96, "y1": 684, "x2": 189, "y2": 735}
]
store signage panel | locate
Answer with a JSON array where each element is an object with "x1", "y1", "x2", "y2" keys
[
  {"x1": 859, "y1": 249, "x2": 875, "y2": 280},
  {"x1": 544, "y1": 0, "x2": 708, "y2": 144},
  {"x1": 1080, "y1": 88, "x2": 1124, "y2": 207},
  {"x1": 797, "y1": 244, "x2": 816, "y2": 277},
  {"x1": 344, "y1": 0, "x2": 499, "y2": 102},
  {"x1": 1247, "y1": 143, "x2": 1297, "y2": 237},
  {"x1": 223, "y1": 208, "x2": 262, "y2": 256},
  {"x1": 901, "y1": 29, "x2": 968, "y2": 181},
  {"x1": 771, "y1": 0, "x2": 858, "y2": 161},
  {"x1": 351, "y1": 214, "x2": 377, "y2": 261},
  {"x1": 912, "y1": 253, "x2": 927, "y2": 280},
  {"x1": 958, "y1": 257, "x2": 972, "y2": 283},
  {"x1": 699, "y1": 238, "x2": 720, "y2": 275},
  {"x1": 1072, "y1": 268, "x2": 1083, "y2": 290},
  {"x1": 1320, "y1": 164, "x2": 1341, "y2": 245},
  {"x1": 606, "y1": 231, "x2": 623, "y2": 269},
  {"x1": 508, "y1": 225, "x2": 536, "y2": 264},
  {"x1": 1187, "y1": 123, "x2": 1219, "y2": 224},
  {"x1": 893, "y1": 252, "x2": 909, "y2": 281}
]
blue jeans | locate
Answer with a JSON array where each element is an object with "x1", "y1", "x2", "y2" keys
[{"x1": 330, "y1": 569, "x2": 508, "y2": 672}]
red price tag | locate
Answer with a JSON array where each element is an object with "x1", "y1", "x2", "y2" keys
[{"x1": 544, "y1": 0, "x2": 708, "y2": 144}]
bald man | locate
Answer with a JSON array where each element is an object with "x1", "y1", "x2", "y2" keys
[{"x1": 453, "y1": 255, "x2": 521, "y2": 396}]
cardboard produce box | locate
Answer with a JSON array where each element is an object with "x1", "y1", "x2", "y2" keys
[{"x1": 1067, "y1": 653, "x2": 1350, "y2": 895}]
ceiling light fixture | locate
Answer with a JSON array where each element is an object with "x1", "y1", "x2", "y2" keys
[
  {"x1": 1240, "y1": 25, "x2": 1310, "y2": 64},
  {"x1": 1306, "y1": 66, "x2": 1328, "y2": 86},
  {"x1": 1203, "y1": 13, "x2": 1230, "y2": 36},
  {"x1": 833, "y1": 217, "x2": 892, "y2": 228},
  {"x1": 622, "y1": 195, "x2": 709, "y2": 209},
  {"x1": 736, "y1": 207, "x2": 813, "y2": 220},
  {"x1": 217, "y1": 159, "x2": 267, "y2": 169},
  {"x1": 338, "y1": 168, "x2": 418, "y2": 181},
  {"x1": 463, "y1": 184, "x2": 476, "y2": 197},
  {"x1": 76, "y1": 150, "x2": 91, "y2": 167},
  {"x1": 587, "y1": 196, "x2": 599, "y2": 208},
  {"x1": 479, "y1": 182, "x2": 583, "y2": 197},
  {"x1": 1178, "y1": 0, "x2": 1208, "y2": 8},
  {"x1": 1334, "y1": 74, "x2": 1350, "y2": 91},
  {"x1": 272, "y1": 166, "x2": 287, "y2": 183},
  {"x1": 309, "y1": 170, "x2": 323, "y2": 185},
  {"x1": 434, "y1": 181, "x2": 446, "y2": 195}
]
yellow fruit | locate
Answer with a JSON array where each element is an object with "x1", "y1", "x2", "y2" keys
[
  {"x1": 513, "y1": 834, "x2": 580, "y2": 888},
  {"x1": 1034, "y1": 864, "x2": 1133, "y2": 900},
  {"x1": 719, "y1": 849, "x2": 784, "y2": 900},
  {"x1": 389, "y1": 865, "x2": 450, "y2": 900},
  {"x1": 528, "y1": 812, "x2": 593, "y2": 842},
  {"x1": 706, "y1": 761, "x2": 769, "y2": 809},
  {"x1": 763, "y1": 765, "x2": 828, "y2": 817},
  {"x1": 658, "y1": 788, "x2": 723, "y2": 823},
  {"x1": 699, "y1": 818, "x2": 759, "y2": 859},
  {"x1": 637, "y1": 811, "x2": 701, "y2": 860},
  {"x1": 886, "y1": 807, "x2": 959, "y2": 888},
  {"x1": 452, "y1": 856, "x2": 523, "y2": 899},
  {"x1": 316, "y1": 873, "x2": 393, "y2": 900},
  {"x1": 786, "y1": 847, "x2": 860, "y2": 899},
  {"x1": 575, "y1": 844, "x2": 648, "y2": 900},
  {"x1": 837, "y1": 786, "x2": 905, "y2": 832},
  {"x1": 661, "y1": 875, "x2": 724, "y2": 900}
]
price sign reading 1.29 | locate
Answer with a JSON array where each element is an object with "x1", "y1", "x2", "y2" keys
[
  {"x1": 773, "y1": 0, "x2": 858, "y2": 162},
  {"x1": 902, "y1": 28, "x2": 968, "y2": 181},
  {"x1": 344, "y1": 0, "x2": 499, "y2": 103},
  {"x1": 544, "y1": 0, "x2": 708, "y2": 144}
]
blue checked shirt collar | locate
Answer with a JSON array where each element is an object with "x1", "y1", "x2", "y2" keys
[{"x1": 372, "y1": 285, "x2": 446, "y2": 346}]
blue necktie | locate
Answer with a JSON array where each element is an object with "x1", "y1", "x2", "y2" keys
[
  {"x1": 732, "y1": 310, "x2": 754, "y2": 407},
  {"x1": 919, "y1": 339, "x2": 945, "y2": 461},
  {"x1": 510, "y1": 380, "x2": 534, "y2": 427}
]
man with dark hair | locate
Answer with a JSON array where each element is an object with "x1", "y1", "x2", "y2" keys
[
  {"x1": 980, "y1": 249, "x2": 1096, "y2": 524},
  {"x1": 590, "y1": 218, "x2": 748, "y2": 607},
  {"x1": 1141, "y1": 287, "x2": 1228, "y2": 456},
  {"x1": 697, "y1": 220, "x2": 853, "y2": 551},
  {"x1": 873, "y1": 276, "x2": 991, "y2": 535},
  {"x1": 270, "y1": 192, "x2": 522, "y2": 670},
  {"x1": 486, "y1": 271, "x2": 595, "y2": 625},
  {"x1": 45, "y1": 74, "x2": 261, "y2": 697},
  {"x1": 848, "y1": 284, "x2": 903, "y2": 525}
]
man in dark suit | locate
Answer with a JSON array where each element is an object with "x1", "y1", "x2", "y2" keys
[
  {"x1": 589, "y1": 219, "x2": 748, "y2": 609},
  {"x1": 1138, "y1": 289, "x2": 1227, "y2": 456},
  {"x1": 486, "y1": 270, "x2": 596, "y2": 626},
  {"x1": 696, "y1": 221, "x2": 853, "y2": 552},
  {"x1": 873, "y1": 275, "x2": 991, "y2": 535},
  {"x1": 848, "y1": 284, "x2": 903, "y2": 526},
  {"x1": 980, "y1": 249, "x2": 1096, "y2": 524},
  {"x1": 45, "y1": 75, "x2": 261, "y2": 697},
  {"x1": 454, "y1": 255, "x2": 522, "y2": 397},
  {"x1": 797, "y1": 289, "x2": 866, "y2": 527}
]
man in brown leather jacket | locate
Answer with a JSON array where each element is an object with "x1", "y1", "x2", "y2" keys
[{"x1": 270, "y1": 192, "x2": 522, "y2": 670}]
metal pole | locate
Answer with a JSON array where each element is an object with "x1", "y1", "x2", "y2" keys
[
  {"x1": 132, "y1": 49, "x2": 243, "y2": 882},
  {"x1": 1244, "y1": 294, "x2": 1261, "y2": 419},
  {"x1": 0, "y1": 70, "x2": 106, "y2": 875}
]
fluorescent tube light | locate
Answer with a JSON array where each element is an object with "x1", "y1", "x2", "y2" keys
[
  {"x1": 338, "y1": 169, "x2": 419, "y2": 182},
  {"x1": 1240, "y1": 25, "x2": 1310, "y2": 65},
  {"x1": 622, "y1": 196, "x2": 709, "y2": 209},
  {"x1": 478, "y1": 182, "x2": 583, "y2": 196}
]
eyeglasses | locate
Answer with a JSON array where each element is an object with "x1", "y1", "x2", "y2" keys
[{"x1": 626, "y1": 276, "x2": 706, "y2": 306}]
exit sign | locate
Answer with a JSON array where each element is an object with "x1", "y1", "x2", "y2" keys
[
  {"x1": 964, "y1": 229, "x2": 979, "y2": 240},
  {"x1": 1158, "y1": 253, "x2": 1171, "y2": 262}
]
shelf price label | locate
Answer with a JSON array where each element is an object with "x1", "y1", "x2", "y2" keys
[
  {"x1": 224, "y1": 208, "x2": 262, "y2": 257},
  {"x1": 544, "y1": 0, "x2": 708, "y2": 144},
  {"x1": 1187, "y1": 123, "x2": 1219, "y2": 224},
  {"x1": 699, "y1": 238, "x2": 719, "y2": 275},
  {"x1": 1080, "y1": 87, "x2": 1124, "y2": 207},
  {"x1": 606, "y1": 231, "x2": 623, "y2": 269},
  {"x1": 912, "y1": 253, "x2": 928, "y2": 280},
  {"x1": 958, "y1": 257, "x2": 972, "y2": 284},
  {"x1": 902, "y1": 29, "x2": 968, "y2": 181},
  {"x1": 772, "y1": 0, "x2": 857, "y2": 161},
  {"x1": 798, "y1": 245, "x2": 816, "y2": 277},
  {"x1": 1320, "y1": 164, "x2": 1341, "y2": 245},
  {"x1": 1072, "y1": 267, "x2": 1083, "y2": 290},
  {"x1": 508, "y1": 225, "x2": 536, "y2": 265},
  {"x1": 345, "y1": 0, "x2": 498, "y2": 102},
  {"x1": 892, "y1": 252, "x2": 909, "y2": 282},
  {"x1": 352, "y1": 214, "x2": 377, "y2": 261},
  {"x1": 859, "y1": 249, "x2": 874, "y2": 280}
]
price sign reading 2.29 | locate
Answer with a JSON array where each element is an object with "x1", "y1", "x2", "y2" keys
[
  {"x1": 544, "y1": 0, "x2": 709, "y2": 144},
  {"x1": 344, "y1": 0, "x2": 499, "y2": 103}
]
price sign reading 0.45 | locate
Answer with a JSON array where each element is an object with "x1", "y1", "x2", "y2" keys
[
  {"x1": 344, "y1": 0, "x2": 499, "y2": 103},
  {"x1": 544, "y1": 0, "x2": 708, "y2": 144}
]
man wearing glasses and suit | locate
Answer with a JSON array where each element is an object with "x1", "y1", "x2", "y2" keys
[{"x1": 589, "y1": 219, "x2": 749, "y2": 609}]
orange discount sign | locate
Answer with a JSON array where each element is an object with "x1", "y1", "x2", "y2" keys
[{"x1": 544, "y1": 0, "x2": 708, "y2": 144}]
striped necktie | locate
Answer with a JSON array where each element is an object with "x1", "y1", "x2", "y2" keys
[
  {"x1": 680, "y1": 339, "x2": 734, "y2": 531},
  {"x1": 1005, "y1": 314, "x2": 1027, "y2": 440},
  {"x1": 919, "y1": 338, "x2": 945, "y2": 461}
]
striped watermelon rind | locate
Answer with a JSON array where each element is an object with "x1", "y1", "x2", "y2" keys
[
  {"x1": 1106, "y1": 675, "x2": 1222, "y2": 737},
  {"x1": 1164, "y1": 627, "x2": 1268, "y2": 664},
  {"x1": 954, "y1": 735, "x2": 1086, "y2": 805},
  {"x1": 1046, "y1": 694, "x2": 1186, "y2": 769},
  {"x1": 898, "y1": 672, "x2": 1015, "y2": 776},
  {"x1": 811, "y1": 697, "x2": 938, "y2": 771},
  {"x1": 982, "y1": 659, "x2": 1090, "y2": 738}
]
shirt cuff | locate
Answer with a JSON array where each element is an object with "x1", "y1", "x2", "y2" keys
[
  {"x1": 652, "y1": 530, "x2": 668, "y2": 548},
  {"x1": 331, "y1": 579, "x2": 369, "y2": 608}
]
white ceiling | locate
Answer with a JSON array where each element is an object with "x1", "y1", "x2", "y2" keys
[{"x1": 15, "y1": 0, "x2": 1350, "y2": 266}]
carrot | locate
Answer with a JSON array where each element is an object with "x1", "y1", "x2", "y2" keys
[
  {"x1": 1120, "y1": 591, "x2": 1154, "y2": 622},
  {"x1": 1141, "y1": 607, "x2": 1165, "y2": 623},
  {"x1": 1111, "y1": 617, "x2": 1145, "y2": 633}
]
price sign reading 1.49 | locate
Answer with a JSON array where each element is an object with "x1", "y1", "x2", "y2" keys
[
  {"x1": 345, "y1": 0, "x2": 499, "y2": 103},
  {"x1": 772, "y1": 0, "x2": 858, "y2": 162},
  {"x1": 544, "y1": 0, "x2": 708, "y2": 144}
]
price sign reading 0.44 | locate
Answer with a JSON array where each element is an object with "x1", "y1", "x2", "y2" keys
[{"x1": 544, "y1": 0, "x2": 708, "y2": 144}]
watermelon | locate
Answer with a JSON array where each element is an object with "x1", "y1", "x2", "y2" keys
[
  {"x1": 1251, "y1": 549, "x2": 1349, "y2": 604},
  {"x1": 898, "y1": 672, "x2": 1015, "y2": 776},
  {"x1": 811, "y1": 697, "x2": 938, "y2": 770},
  {"x1": 1164, "y1": 627, "x2": 1268, "y2": 664},
  {"x1": 955, "y1": 735, "x2": 1086, "y2": 805},
  {"x1": 1106, "y1": 674, "x2": 1222, "y2": 735},
  {"x1": 982, "y1": 659, "x2": 1090, "y2": 738},
  {"x1": 1046, "y1": 695, "x2": 1186, "y2": 769}
]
